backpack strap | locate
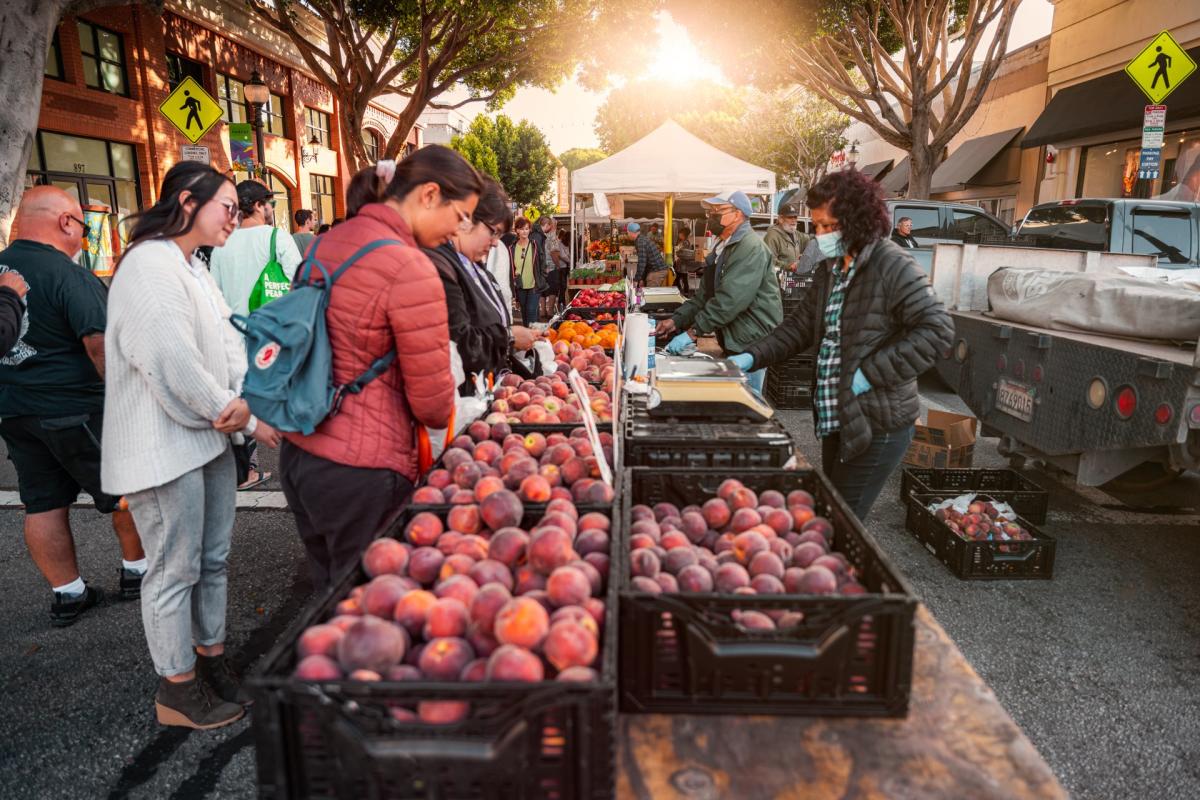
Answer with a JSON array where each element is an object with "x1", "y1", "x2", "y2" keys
[
  {"x1": 296, "y1": 237, "x2": 329, "y2": 287},
  {"x1": 329, "y1": 239, "x2": 406, "y2": 284}
]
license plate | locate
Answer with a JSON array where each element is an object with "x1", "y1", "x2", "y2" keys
[{"x1": 996, "y1": 379, "x2": 1034, "y2": 422}]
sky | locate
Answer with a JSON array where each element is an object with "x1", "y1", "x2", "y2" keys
[{"x1": 448, "y1": 1, "x2": 1056, "y2": 156}]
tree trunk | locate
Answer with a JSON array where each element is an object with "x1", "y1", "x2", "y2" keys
[
  {"x1": 906, "y1": 111, "x2": 936, "y2": 200},
  {"x1": 0, "y1": 0, "x2": 68, "y2": 246}
]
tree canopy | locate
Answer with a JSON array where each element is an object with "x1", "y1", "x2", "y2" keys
[
  {"x1": 451, "y1": 115, "x2": 559, "y2": 207},
  {"x1": 558, "y1": 148, "x2": 608, "y2": 173}
]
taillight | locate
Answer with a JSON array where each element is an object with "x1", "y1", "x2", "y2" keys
[
  {"x1": 1154, "y1": 404, "x2": 1173, "y2": 425},
  {"x1": 996, "y1": 355, "x2": 1007, "y2": 371},
  {"x1": 1087, "y1": 378, "x2": 1107, "y2": 409},
  {"x1": 1032, "y1": 365, "x2": 1044, "y2": 382},
  {"x1": 955, "y1": 340, "x2": 968, "y2": 362},
  {"x1": 1013, "y1": 360, "x2": 1025, "y2": 379},
  {"x1": 1114, "y1": 385, "x2": 1137, "y2": 419},
  {"x1": 1190, "y1": 404, "x2": 1200, "y2": 425}
]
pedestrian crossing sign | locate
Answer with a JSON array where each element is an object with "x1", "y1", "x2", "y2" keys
[
  {"x1": 160, "y1": 77, "x2": 223, "y2": 144},
  {"x1": 1125, "y1": 30, "x2": 1196, "y2": 104}
]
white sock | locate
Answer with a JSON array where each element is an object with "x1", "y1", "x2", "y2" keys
[
  {"x1": 53, "y1": 576, "x2": 86, "y2": 597},
  {"x1": 122, "y1": 558, "x2": 148, "y2": 575}
]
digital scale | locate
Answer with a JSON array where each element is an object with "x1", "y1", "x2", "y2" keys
[
  {"x1": 640, "y1": 287, "x2": 687, "y2": 310},
  {"x1": 646, "y1": 355, "x2": 774, "y2": 422}
]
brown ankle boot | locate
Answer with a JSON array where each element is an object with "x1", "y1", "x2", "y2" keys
[{"x1": 155, "y1": 676, "x2": 244, "y2": 729}]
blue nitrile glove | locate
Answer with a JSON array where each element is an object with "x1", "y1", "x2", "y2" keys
[
  {"x1": 729, "y1": 352, "x2": 754, "y2": 371},
  {"x1": 851, "y1": 368, "x2": 871, "y2": 396},
  {"x1": 664, "y1": 331, "x2": 693, "y2": 355}
]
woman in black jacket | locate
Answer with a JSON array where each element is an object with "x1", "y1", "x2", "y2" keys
[
  {"x1": 426, "y1": 178, "x2": 536, "y2": 395},
  {"x1": 731, "y1": 170, "x2": 954, "y2": 520}
]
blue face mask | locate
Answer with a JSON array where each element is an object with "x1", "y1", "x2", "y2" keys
[{"x1": 816, "y1": 231, "x2": 844, "y2": 259}]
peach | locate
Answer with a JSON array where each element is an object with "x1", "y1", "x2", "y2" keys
[
  {"x1": 362, "y1": 575, "x2": 410, "y2": 619},
  {"x1": 729, "y1": 487, "x2": 759, "y2": 510},
  {"x1": 630, "y1": 519, "x2": 661, "y2": 541},
  {"x1": 528, "y1": 526, "x2": 577, "y2": 574},
  {"x1": 297, "y1": 624, "x2": 345, "y2": 660},
  {"x1": 335, "y1": 597, "x2": 362, "y2": 616},
  {"x1": 493, "y1": 597, "x2": 551, "y2": 649},
  {"x1": 763, "y1": 508, "x2": 794, "y2": 537},
  {"x1": 585, "y1": 481, "x2": 615, "y2": 505},
  {"x1": 436, "y1": 531, "x2": 464, "y2": 556},
  {"x1": 467, "y1": 558, "x2": 511, "y2": 590},
  {"x1": 480, "y1": 489, "x2": 524, "y2": 531},
  {"x1": 438, "y1": 553, "x2": 476, "y2": 579},
  {"x1": 393, "y1": 589, "x2": 438, "y2": 636},
  {"x1": 583, "y1": 598, "x2": 605, "y2": 631},
  {"x1": 488, "y1": 527, "x2": 529, "y2": 568},
  {"x1": 630, "y1": 549, "x2": 661, "y2": 578},
  {"x1": 405, "y1": 512, "x2": 444, "y2": 547},
  {"x1": 730, "y1": 508, "x2": 763, "y2": 533},
  {"x1": 418, "y1": 700, "x2": 470, "y2": 724},
  {"x1": 386, "y1": 664, "x2": 422, "y2": 681},
  {"x1": 510, "y1": 391, "x2": 531, "y2": 410},
  {"x1": 427, "y1": 469, "x2": 453, "y2": 489},
  {"x1": 792, "y1": 541, "x2": 825, "y2": 568},
  {"x1": 751, "y1": 574, "x2": 785, "y2": 594},
  {"x1": 769, "y1": 539, "x2": 794, "y2": 564},
  {"x1": 575, "y1": 512, "x2": 608, "y2": 532},
  {"x1": 473, "y1": 440, "x2": 502, "y2": 466},
  {"x1": 759, "y1": 490, "x2": 786, "y2": 509},
  {"x1": 732, "y1": 531, "x2": 769, "y2": 566},
  {"x1": 411, "y1": 486, "x2": 446, "y2": 504},
  {"x1": 550, "y1": 605, "x2": 600, "y2": 639},
  {"x1": 434, "y1": 574, "x2": 479, "y2": 607},
  {"x1": 460, "y1": 658, "x2": 489, "y2": 682},
  {"x1": 812, "y1": 554, "x2": 847, "y2": 576},
  {"x1": 802, "y1": 517, "x2": 834, "y2": 541},
  {"x1": 452, "y1": 535, "x2": 488, "y2": 562},
  {"x1": 651, "y1": 502, "x2": 680, "y2": 521},
  {"x1": 337, "y1": 616, "x2": 408, "y2": 673},
  {"x1": 446, "y1": 503, "x2": 482, "y2": 534},
  {"x1": 787, "y1": 490, "x2": 816, "y2": 507},
  {"x1": 679, "y1": 512, "x2": 708, "y2": 543},
  {"x1": 574, "y1": 529, "x2": 609, "y2": 557},
  {"x1": 545, "y1": 498, "x2": 579, "y2": 520},
  {"x1": 514, "y1": 565, "x2": 546, "y2": 595},
  {"x1": 655, "y1": 573, "x2": 679, "y2": 593},
  {"x1": 544, "y1": 621, "x2": 598, "y2": 671},
  {"x1": 490, "y1": 421, "x2": 512, "y2": 442},
  {"x1": 748, "y1": 551, "x2": 785, "y2": 579},
  {"x1": 520, "y1": 405, "x2": 548, "y2": 424},
  {"x1": 468, "y1": 583, "x2": 512, "y2": 636},
  {"x1": 294, "y1": 654, "x2": 342, "y2": 681},
  {"x1": 327, "y1": 614, "x2": 361, "y2": 633},
  {"x1": 362, "y1": 538, "x2": 409, "y2": 578},
  {"x1": 790, "y1": 505, "x2": 816, "y2": 529},
  {"x1": 733, "y1": 610, "x2": 776, "y2": 630},
  {"x1": 538, "y1": 463, "x2": 563, "y2": 487},
  {"x1": 519, "y1": 474, "x2": 552, "y2": 503},
  {"x1": 498, "y1": 449, "x2": 529, "y2": 474},
  {"x1": 841, "y1": 581, "x2": 867, "y2": 595},
  {"x1": 660, "y1": 531, "x2": 690, "y2": 551},
  {"x1": 538, "y1": 511, "x2": 577, "y2": 537},
  {"x1": 663, "y1": 548, "x2": 699, "y2": 575},
  {"x1": 486, "y1": 644, "x2": 545, "y2": 682},
  {"x1": 677, "y1": 564, "x2": 714, "y2": 593},
  {"x1": 424, "y1": 597, "x2": 469, "y2": 639},
  {"x1": 714, "y1": 563, "x2": 751, "y2": 593},
  {"x1": 546, "y1": 566, "x2": 592, "y2": 607},
  {"x1": 467, "y1": 420, "x2": 491, "y2": 442},
  {"x1": 450, "y1": 489, "x2": 476, "y2": 505},
  {"x1": 583, "y1": 551, "x2": 609, "y2": 582},
  {"x1": 557, "y1": 666, "x2": 599, "y2": 682},
  {"x1": 795, "y1": 565, "x2": 838, "y2": 594},
  {"x1": 697, "y1": 500, "x2": 730, "y2": 531},
  {"x1": 545, "y1": 443, "x2": 575, "y2": 466},
  {"x1": 522, "y1": 432, "x2": 547, "y2": 457},
  {"x1": 717, "y1": 479, "x2": 743, "y2": 501},
  {"x1": 473, "y1": 475, "x2": 506, "y2": 502},
  {"x1": 419, "y1": 636, "x2": 475, "y2": 681},
  {"x1": 452, "y1": 461, "x2": 482, "y2": 489}
]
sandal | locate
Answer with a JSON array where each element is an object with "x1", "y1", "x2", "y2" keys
[{"x1": 237, "y1": 470, "x2": 272, "y2": 491}]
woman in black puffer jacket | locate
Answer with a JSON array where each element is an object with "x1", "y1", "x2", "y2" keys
[{"x1": 733, "y1": 170, "x2": 954, "y2": 520}]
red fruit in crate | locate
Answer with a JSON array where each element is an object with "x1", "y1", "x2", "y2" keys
[
  {"x1": 447, "y1": 504, "x2": 483, "y2": 536},
  {"x1": 404, "y1": 512, "x2": 444, "y2": 547},
  {"x1": 296, "y1": 624, "x2": 344, "y2": 660},
  {"x1": 362, "y1": 538, "x2": 409, "y2": 578},
  {"x1": 294, "y1": 654, "x2": 342, "y2": 681},
  {"x1": 480, "y1": 489, "x2": 524, "y2": 530},
  {"x1": 528, "y1": 526, "x2": 577, "y2": 574},
  {"x1": 544, "y1": 621, "x2": 599, "y2": 671},
  {"x1": 418, "y1": 637, "x2": 475, "y2": 681},
  {"x1": 423, "y1": 597, "x2": 469, "y2": 639},
  {"x1": 361, "y1": 575, "x2": 410, "y2": 619},
  {"x1": 493, "y1": 597, "x2": 551, "y2": 649},
  {"x1": 393, "y1": 589, "x2": 437, "y2": 636},
  {"x1": 486, "y1": 644, "x2": 545, "y2": 682},
  {"x1": 337, "y1": 616, "x2": 407, "y2": 673},
  {"x1": 411, "y1": 486, "x2": 445, "y2": 504}
]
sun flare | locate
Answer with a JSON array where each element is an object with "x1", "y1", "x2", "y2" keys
[{"x1": 644, "y1": 12, "x2": 726, "y2": 84}]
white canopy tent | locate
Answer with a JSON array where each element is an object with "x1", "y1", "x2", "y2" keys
[{"x1": 568, "y1": 120, "x2": 776, "y2": 268}]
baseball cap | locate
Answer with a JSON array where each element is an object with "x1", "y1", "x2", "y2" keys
[
  {"x1": 627, "y1": 222, "x2": 641, "y2": 233},
  {"x1": 778, "y1": 202, "x2": 801, "y2": 217},
  {"x1": 702, "y1": 190, "x2": 752, "y2": 217},
  {"x1": 236, "y1": 180, "x2": 273, "y2": 207}
]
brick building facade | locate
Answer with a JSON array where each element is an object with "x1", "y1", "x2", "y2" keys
[{"x1": 30, "y1": 1, "x2": 420, "y2": 271}]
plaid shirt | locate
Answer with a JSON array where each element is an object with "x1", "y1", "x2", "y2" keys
[{"x1": 815, "y1": 258, "x2": 857, "y2": 437}]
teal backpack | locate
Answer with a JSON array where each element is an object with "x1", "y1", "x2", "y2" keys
[{"x1": 230, "y1": 238, "x2": 402, "y2": 435}]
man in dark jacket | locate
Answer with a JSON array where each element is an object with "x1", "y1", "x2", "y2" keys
[
  {"x1": 630, "y1": 222, "x2": 668, "y2": 286},
  {"x1": 891, "y1": 216, "x2": 919, "y2": 248},
  {"x1": 763, "y1": 202, "x2": 811, "y2": 279},
  {"x1": 731, "y1": 173, "x2": 953, "y2": 520},
  {"x1": 655, "y1": 190, "x2": 782, "y2": 393}
]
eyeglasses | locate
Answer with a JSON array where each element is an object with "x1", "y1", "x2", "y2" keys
[
  {"x1": 216, "y1": 200, "x2": 242, "y2": 223},
  {"x1": 451, "y1": 202, "x2": 473, "y2": 232},
  {"x1": 483, "y1": 221, "x2": 503, "y2": 240},
  {"x1": 66, "y1": 214, "x2": 88, "y2": 232}
]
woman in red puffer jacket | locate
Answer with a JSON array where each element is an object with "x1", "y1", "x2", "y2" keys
[{"x1": 280, "y1": 146, "x2": 482, "y2": 589}]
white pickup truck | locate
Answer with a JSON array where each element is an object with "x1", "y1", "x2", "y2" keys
[{"x1": 928, "y1": 244, "x2": 1200, "y2": 489}]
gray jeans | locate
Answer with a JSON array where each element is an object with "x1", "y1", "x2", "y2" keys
[{"x1": 127, "y1": 447, "x2": 236, "y2": 677}]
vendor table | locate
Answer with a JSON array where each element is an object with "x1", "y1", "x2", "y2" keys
[{"x1": 617, "y1": 605, "x2": 1066, "y2": 800}]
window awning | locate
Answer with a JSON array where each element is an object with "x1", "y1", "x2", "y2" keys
[
  {"x1": 930, "y1": 127, "x2": 1023, "y2": 193},
  {"x1": 1024, "y1": 46, "x2": 1200, "y2": 149},
  {"x1": 878, "y1": 156, "x2": 909, "y2": 193},
  {"x1": 859, "y1": 159, "x2": 893, "y2": 180}
]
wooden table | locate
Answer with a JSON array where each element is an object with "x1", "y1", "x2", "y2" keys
[{"x1": 618, "y1": 606, "x2": 1066, "y2": 800}]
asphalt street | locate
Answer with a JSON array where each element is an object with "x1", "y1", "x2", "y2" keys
[{"x1": 0, "y1": 381, "x2": 1197, "y2": 799}]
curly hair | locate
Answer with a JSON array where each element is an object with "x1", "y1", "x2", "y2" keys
[{"x1": 806, "y1": 169, "x2": 891, "y2": 256}]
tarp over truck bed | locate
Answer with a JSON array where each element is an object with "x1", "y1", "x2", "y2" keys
[{"x1": 987, "y1": 268, "x2": 1200, "y2": 342}]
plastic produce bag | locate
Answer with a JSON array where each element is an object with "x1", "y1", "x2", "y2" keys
[{"x1": 419, "y1": 342, "x2": 486, "y2": 471}]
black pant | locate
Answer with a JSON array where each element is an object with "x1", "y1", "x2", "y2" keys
[
  {"x1": 280, "y1": 441, "x2": 413, "y2": 591},
  {"x1": 820, "y1": 426, "x2": 915, "y2": 521},
  {"x1": 676, "y1": 271, "x2": 690, "y2": 295},
  {"x1": 0, "y1": 412, "x2": 120, "y2": 514}
]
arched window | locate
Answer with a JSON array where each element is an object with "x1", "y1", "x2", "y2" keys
[{"x1": 362, "y1": 129, "x2": 382, "y2": 162}]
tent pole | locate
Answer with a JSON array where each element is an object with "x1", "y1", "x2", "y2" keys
[
  {"x1": 569, "y1": 190, "x2": 575, "y2": 269},
  {"x1": 664, "y1": 194, "x2": 674, "y2": 287}
]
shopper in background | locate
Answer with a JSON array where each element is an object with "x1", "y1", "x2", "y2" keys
[
  {"x1": 763, "y1": 202, "x2": 811, "y2": 279},
  {"x1": 279, "y1": 146, "x2": 469, "y2": 591},
  {"x1": 0, "y1": 269, "x2": 28, "y2": 354},
  {"x1": 630, "y1": 222, "x2": 669, "y2": 287},
  {"x1": 486, "y1": 218, "x2": 514, "y2": 313},
  {"x1": 890, "y1": 216, "x2": 919, "y2": 248},
  {"x1": 508, "y1": 217, "x2": 544, "y2": 326},
  {"x1": 292, "y1": 209, "x2": 316, "y2": 255},
  {"x1": 673, "y1": 227, "x2": 697, "y2": 296},
  {"x1": 655, "y1": 190, "x2": 781, "y2": 391},
  {"x1": 426, "y1": 177, "x2": 537, "y2": 393},
  {"x1": 555, "y1": 228, "x2": 572, "y2": 310},
  {"x1": 732, "y1": 169, "x2": 954, "y2": 520},
  {"x1": 105, "y1": 162, "x2": 277, "y2": 729},
  {"x1": 0, "y1": 185, "x2": 145, "y2": 628},
  {"x1": 537, "y1": 217, "x2": 560, "y2": 318}
]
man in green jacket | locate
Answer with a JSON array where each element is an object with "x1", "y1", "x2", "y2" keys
[
  {"x1": 762, "y1": 201, "x2": 811, "y2": 280},
  {"x1": 654, "y1": 190, "x2": 782, "y2": 393}
]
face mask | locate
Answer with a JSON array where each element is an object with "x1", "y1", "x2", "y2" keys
[
  {"x1": 706, "y1": 213, "x2": 727, "y2": 235},
  {"x1": 816, "y1": 230, "x2": 845, "y2": 259}
]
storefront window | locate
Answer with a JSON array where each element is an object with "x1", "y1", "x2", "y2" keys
[
  {"x1": 77, "y1": 20, "x2": 127, "y2": 95},
  {"x1": 263, "y1": 172, "x2": 292, "y2": 234},
  {"x1": 265, "y1": 93, "x2": 287, "y2": 136},
  {"x1": 310, "y1": 174, "x2": 335, "y2": 226},
  {"x1": 166, "y1": 52, "x2": 204, "y2": 91},
  {"x1": 41, "y1": 131, "x2": 110, "y2": 175},
  {"x1": 218, "y1": 73, "x2": 247, "y2": 124},
  {"x1": 46, "y1": 31, "x2": 64, "y2": 80},
  {"x1": 1079, "y1": 129, "x2": 1200, "y2": 200},
  {"x1": 306, "y1": 108, "x2": 331, "y2": 149}
]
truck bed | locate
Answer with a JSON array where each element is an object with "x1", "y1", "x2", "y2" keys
[{"x1": 951, "y1": 310, "x2": 1198, "y2": 368}]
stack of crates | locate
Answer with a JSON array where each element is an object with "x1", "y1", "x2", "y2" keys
[{"x1": 766, "y1": 287, "x2": 815, "y2": 409}]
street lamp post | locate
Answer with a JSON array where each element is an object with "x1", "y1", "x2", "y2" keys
[
  {"x1": 243, "y1": 69, "x2": 270, "y2": 180},
  {"x1": 846, "y1": 140, "x2": 860, "y2": 169}
]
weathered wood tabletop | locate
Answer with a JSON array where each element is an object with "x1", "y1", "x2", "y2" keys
[{"x1": 617, "y1": 605, "x2": 1066, "y2": 800}]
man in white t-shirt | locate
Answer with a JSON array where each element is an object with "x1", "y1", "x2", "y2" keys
[{"x1": 210, "y1": 181, "x2": 303, "y2": 318}]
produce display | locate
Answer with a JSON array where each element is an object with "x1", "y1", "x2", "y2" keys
[
  {"x1": 410, "y1": 424, "x2": 615, "y2": 506},
  {"x1": 627, "y1": 478, "x2": 867, "y2": 618},
  {"x1": 569, "y1": 266, "x2": 623, "y2": 284},
  {"x1": 479, "y1": 351, "x2": 614, "y2": 423},
  {"x1": 548, "y1": 320, "x2": 620, "y2": 350},
  {"x1": 930, "y1": 496, "x2": 1035, "y2": 543},
  {"x1": 570, "y1": 288, "x2": 626, "y2": 308}
]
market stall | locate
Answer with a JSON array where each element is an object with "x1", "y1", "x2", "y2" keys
[{"x1": 569, "y1": 120, "x2": 777, "y2": 278}]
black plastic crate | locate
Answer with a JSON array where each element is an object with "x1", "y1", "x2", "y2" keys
[
  {"x1": 248, "y1": 505, "x2": 618, "y2": 799},
  {"x1": 900, "y1": 468, "x2": 1048, "y2": 525},
  {"x1": 618, "y1": 467, "x2": 916, "y2": 717},
  {"x1": 766, "y1": 381, "x2": 813, "y2": 410},
  {"x1": 620, "y1": 396, "x2": 794, "y2": 468},
  {"x1": 903, "y1": 492, "x2": 1056, "y2": 580},
  {"x1": 560, "y1": 306, "x2": 624, "y2": 319}
]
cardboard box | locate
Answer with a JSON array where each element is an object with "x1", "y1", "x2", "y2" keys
[{"x1": 903, "y1": 411, "x2": 977, "y2": 469}]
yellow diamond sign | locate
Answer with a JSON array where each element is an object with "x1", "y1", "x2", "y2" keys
[
  {"x1": 159, "y1": 76, "x2": 224, "y2": 144},
  {"x1": 1125, "y1": 30, "x2": 1196, "y2": 104},
  {"x1": 523, "y1": 206, "x2": 541, "y2": 223}
]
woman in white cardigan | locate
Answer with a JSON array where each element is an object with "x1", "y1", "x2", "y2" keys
[{"x1": 104, "y1": 162, "x2": 279, "y2": 730}]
